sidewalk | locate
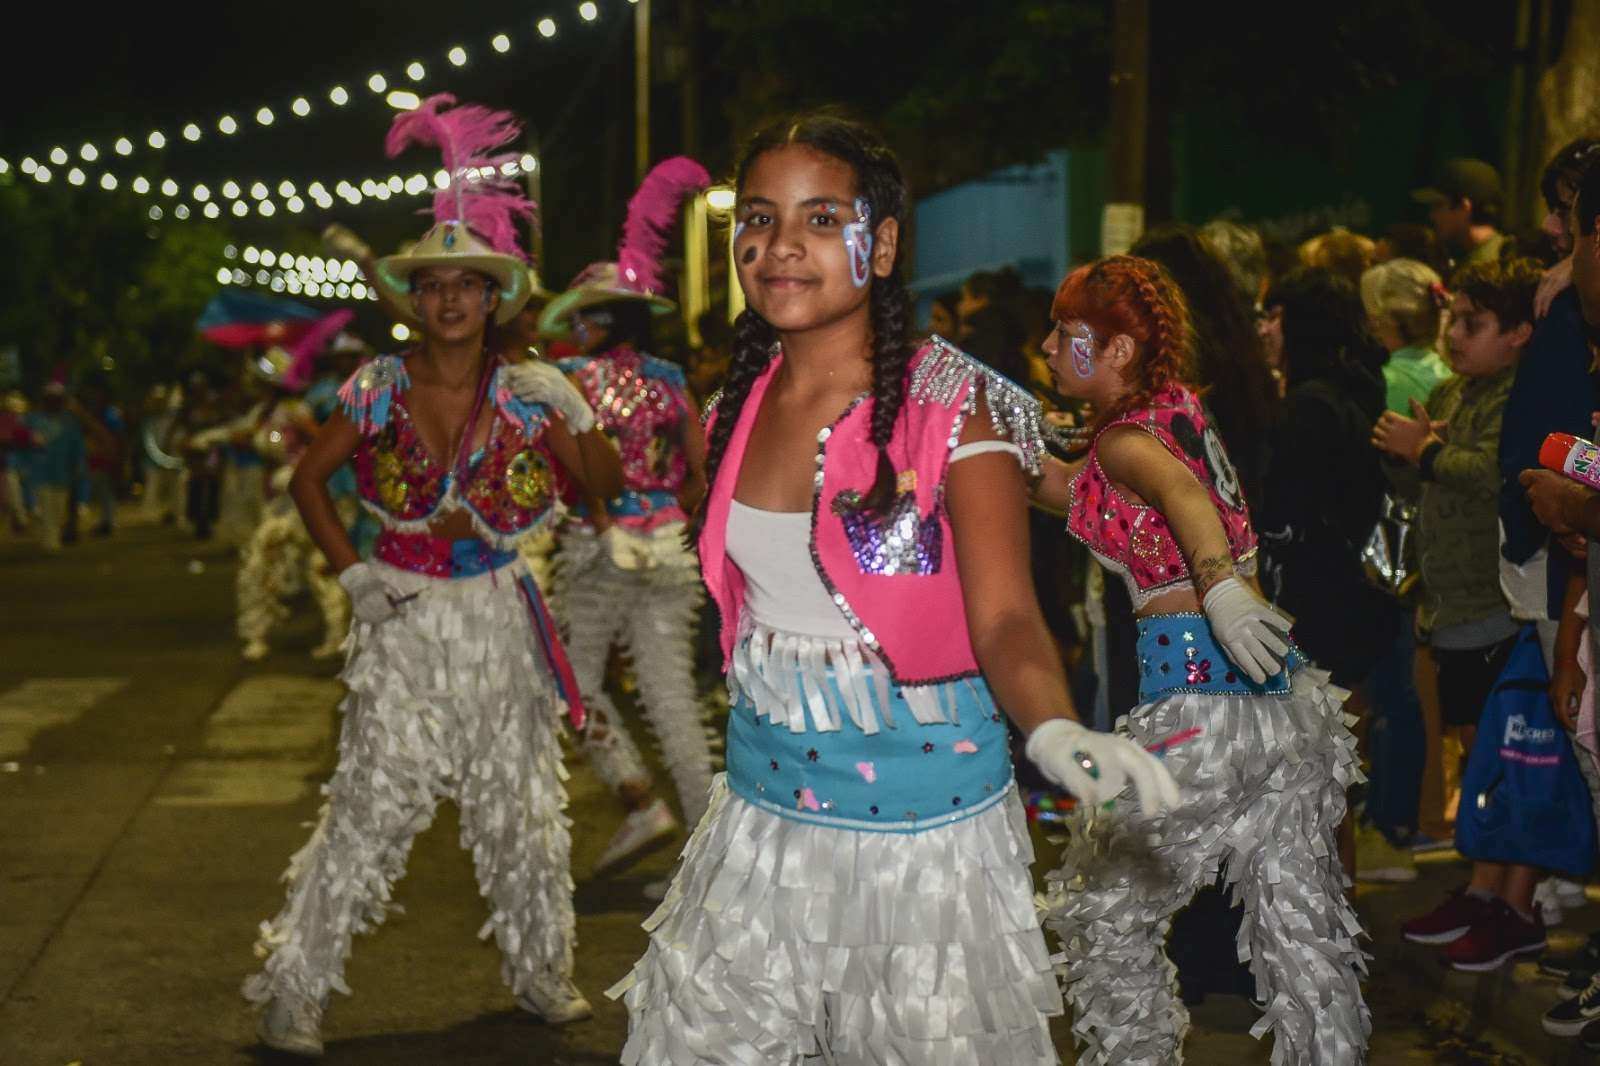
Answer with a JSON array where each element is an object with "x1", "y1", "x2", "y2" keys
[{"x1": 1360, "y1": 848, "x2": 1600, "y2": 1064}]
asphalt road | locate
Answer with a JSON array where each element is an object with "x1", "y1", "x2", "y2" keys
[{"x1": 0, "y1": 515, "x2": 1539, "y2": 1065}]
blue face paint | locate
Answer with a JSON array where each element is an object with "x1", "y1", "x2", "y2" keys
[
  {"x1": 1069, "y1": 322, "x2": 1097, "y2": 378},
  {"x1": 842, "y1": 198, "x2": 873, "y2": 288}
]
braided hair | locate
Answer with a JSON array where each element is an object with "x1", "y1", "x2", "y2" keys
[
  {"x1": 701, "y1": 111, "x2": 915, "y2": 520},
  {"x1": 1051, "y1": 254, "x2": 1195, "y2": 426}
]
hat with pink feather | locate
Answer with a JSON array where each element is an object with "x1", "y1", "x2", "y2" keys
[
  {"x1": 538, "y1": 156, "x2": 710, "y2": 336},
  {"x1": 373, "y1": 94, "x2": 536, "y2": 325}
]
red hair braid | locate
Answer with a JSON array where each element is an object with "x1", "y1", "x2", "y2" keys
[{"x1": 1052, "y1": 254, "x2": 1195, "y2": 426}]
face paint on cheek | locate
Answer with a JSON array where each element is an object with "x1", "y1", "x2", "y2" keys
[
  {"x1": 1070, "y1": 323, "x2": 1096, "y2": 378},
  {"x1": 741, "y1": 246, "x2": 757, "y2": 265},
  {"x1": 842, "y1": 197, "x2": 873, "y2": 288}
]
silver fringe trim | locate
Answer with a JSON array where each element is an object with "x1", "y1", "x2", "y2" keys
[
  {"x1": 242, "y1": 558, "x2": 576, "y2": 1007},
  {"x1": 730, "y1": 618, "x2": 977, "y2": 736},
  {"x1": 908, "y1": 334, "x2": 1047, "y2": 475},
  {"x1": 553, "y1": 528, "x2": 714, "y2": 825},
  {"x1": 1041, "y1": 667, "x2": 1370, "y2": 1066},
  {"x1": 357, "y1": 487, "x2": 559, "y2": 552},
  {"x1": 610, "y1": 776, "x2": 1062, "y2": 1064}
]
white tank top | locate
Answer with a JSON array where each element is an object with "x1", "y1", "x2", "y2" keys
[{"x1": 725, "y1": 501, "x2": 856, "y2": 639}]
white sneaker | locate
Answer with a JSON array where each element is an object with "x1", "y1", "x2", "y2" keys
[
  {"x1": 257, "y1": 994, "x2": 324, "y2": 1057},
  {"x1": 1536, "y1": 880, "x2": 1566, "y2": 927},
  {"x1": 1552, "y1": 877, "x2": 1590, "y2": 910},
  {"x1": 516, "y1": 973, "x2": 593, "y2": 1024},
  {"x1": 593, "y1": 799, "x2": 678, "y2": 877},
  {"x1": 242, "y1": 639, "x2": 271, "y2": 661}
]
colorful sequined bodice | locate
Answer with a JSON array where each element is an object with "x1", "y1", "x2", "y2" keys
[
  {"x1": 559, "y1": 347, "x2": 691, "y2": 527},
  {"x1": 1066, "y1": 385, "x2": 1256, "y2": 598},
  {"x1": 343, "y1": 354, "x2": 559, "y2": 548}
]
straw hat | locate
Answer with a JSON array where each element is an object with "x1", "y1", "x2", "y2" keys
[{"x1": 375, "y1": 221, "x2": 531, "y2": 325}]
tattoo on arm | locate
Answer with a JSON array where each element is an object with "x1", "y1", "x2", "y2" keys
[{"x1": 1191, "y1": 552, "x2": 1234, "y2": 594}]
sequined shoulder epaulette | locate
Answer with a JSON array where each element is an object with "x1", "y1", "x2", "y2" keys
[
  {"x1": 639, "y1": 353, "x2": 688, "y2": 391},
  {"x1": 906, "y1": 334, "x2": 1046, "y2": 473},
  {"x1": 491, "y1": 365, "x2": 551, "y2": 437},
  {"x1": 337, "y1": 354, "x2": 410, "y2": 435}
]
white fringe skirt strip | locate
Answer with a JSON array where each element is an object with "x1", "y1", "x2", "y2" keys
[
  {"x1": 1041, "y1": 666, "x2": 1369, "y2": 1065},
  {"x1": 242, "y1": 557, "x2": 576, "y2": 1008},
  {"x1": 609, "y1": 775, "x2": 1063, "y2": 1065}
]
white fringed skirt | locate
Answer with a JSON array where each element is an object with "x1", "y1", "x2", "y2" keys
[{"x1": 609, "y1": 774, "x2": 1063, "y2": 1065}]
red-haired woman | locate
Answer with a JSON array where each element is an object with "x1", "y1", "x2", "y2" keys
[{"x1": 1033, "y1": 256, "x2": 1368, "y2": 1064}]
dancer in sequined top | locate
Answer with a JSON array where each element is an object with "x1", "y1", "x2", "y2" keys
[
  {"x1": 241, "y1": 95, "x2": 622, "y2": 1058},
  {"x1": 1033, "y1": 255, "x2": 1368, "y2": 1065},
  {"x1": 537, "y1": 158, "x2": 719, "y2": 883},
  {"x1": 609, "y1": 112, "x2": 1177, "y2": 1066}
]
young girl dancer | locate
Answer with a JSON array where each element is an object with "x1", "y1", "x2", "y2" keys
[
  {"x1": 1036, "y1": 256, "x2": 1368, "y2": 1064},
  {"x1": 242, "y1": 95, "x2": 622, "y2": 1055},
  {"x1": 610, "y1": 113, "x2": 1178, "y2": 1064}
]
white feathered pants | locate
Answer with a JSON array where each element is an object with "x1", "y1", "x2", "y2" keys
[{"x1": 242, "y1": 558, "x2": 576, "y2": 1007}]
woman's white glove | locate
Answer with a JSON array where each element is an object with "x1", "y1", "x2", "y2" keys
[
  {"x1": 1026, "y1": 718, "x2": 1182, "y2": 816},
  {"x1": 501, "y1": 361, "x2": 597, "y2": 433},
  {"x1": 338, "y1": 562, "x2": 402, "y2": 626},
  {"x1": 1202, "y1": 576, "x2": 1292, "y2": 684}
]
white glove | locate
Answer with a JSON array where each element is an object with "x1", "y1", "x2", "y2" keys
[
  {"x1": 337, "y1": 562, "x2": 402, "y2": 626},
  {"x1": 1026, "y1": 718, "x2": 1182, "y2": 817},
  {"x1": 1202, "y1": 576, "x2": 1292, "y2": 684},
  {"x1": 502, "y1": 361, "x2": 597, "y2": 433},
  {"x1": 321, "y1": 222, "x2": 373, "y2": 262}
]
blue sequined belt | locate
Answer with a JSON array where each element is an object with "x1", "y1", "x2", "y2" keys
[
  {"x1": 375, "y1": 530, "x2": 518, "y2": 579},
  {"x1": 1137, "y1": 612, "x2": 1301, "y2": 703},
  {"x1": 726, "y1": 673, "x2": 1014, "y2": 834}
]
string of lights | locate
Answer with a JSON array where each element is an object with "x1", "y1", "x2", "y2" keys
[
  {"x1": 12, "y1": 155, "x2": 539, "y2": 224},
  {"x1": 214, "y1": 244, "x2": 379, "y2": 301},
  {"x1": 0, "y1": 0, "x2": 623, "y2": 174}
]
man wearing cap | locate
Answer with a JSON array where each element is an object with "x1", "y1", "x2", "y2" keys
[
  {"x1": 1414, "y1": 158, "x2": 1508, "y2": 270},
  {"x1": 243, "y1": 95, "x2": 623, "y2": 1057}
]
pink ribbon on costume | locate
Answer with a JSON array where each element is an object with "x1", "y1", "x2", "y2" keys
[{"x1": 515, "y1": 572, "x2": 586, "y2": 731}]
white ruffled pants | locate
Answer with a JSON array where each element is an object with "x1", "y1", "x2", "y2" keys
[
  {"x1": 242, "y1": 558, "x2": 576, "y2": 1008},
  {"x1": 611, "y1": 776, "x2": 1063, "y2": 1065},
  {"x1": 236, "y1": 502, "x2": 349, "y2": 651},
  {"x1": 554, "y1": 527, "x2": 714, "y2": 826},
  {"x1": 1042, "y1": 668, "x2": 1369, "y2": 1065}
]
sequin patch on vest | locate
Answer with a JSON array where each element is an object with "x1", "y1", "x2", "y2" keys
[{"x1": 832, "y1": 488, "x2": 943, "y2": 576}]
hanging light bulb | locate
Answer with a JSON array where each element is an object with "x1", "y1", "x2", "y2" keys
[
  {"x1": 99, "y1": 173, "x2": 117, "y2": 190},
  {"x1": 161, "y1": 178, "x2": 179, "y2": 196},
  {"x1": 579, "y1": 2, "x2": 598, "y2": 21},
  {"x1": 131, "y1": 176, "x2": 150, "y2": 194},
  {"x1": 329, "y1": 85, "x2": 349, "y2": 106},
  {"x1": 222, "y1": 180, "x2": 241, "y2": 199},
  {"x1": 183, "y1": 123, "x2": 202, "y2": 141},
  {"x1": 80, "y1": 143, "x2": 98, "y2": 161},
  {"x1": 492, "y1": 33, "x2": 511, "y2": 53},
  {"x1": 292, "y1": 97, "x2": 311, "y2": 117},
  {"x1": 114, "y1": 137, "x2": 133, "y2": 156},
  {"x1": 174, "y1": 204, "x2": 191, "y2": 219},
  {"x1": 218, "y1": 115, "x2": 238, "y2": 135},
  {"x1": 448, "y1": 45, "x2": 468, "y2": 66},
  {"x1": 406, "y1": 61, "x2": 425, "y2": 80},
  {"x1": 49, "y1": 147, "x2": 68, "y2": 165},
  {"x1": 255, "y1": 107, "x2": 274, "y2": 126},
  {"x1": 147, "y1": 130, "x2": 166, "y2": 149},
  {"x1": 537, "y1": 17, "x2": 557, "y2": 37},
  {"x1": 203, "y1": 202, "x2": 221, "y2": 219},
  {"x1": 367, "y1": 73, "x2": 387, "y2": 93}
]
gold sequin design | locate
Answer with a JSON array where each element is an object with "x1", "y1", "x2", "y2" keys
[
  {"x1": 374, "y1": 447, "x2": 409, "y2": 513},
  {"x1": 505, "y1": 448, "x2": 553, "y2": 510}
]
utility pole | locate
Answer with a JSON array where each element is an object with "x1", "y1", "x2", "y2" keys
[
  {"x1": 1102, "y1": 0, "x2": 1149, "y2": 255},
  {"x1": 635, "y1": 0, "x2": 651, "y2": 181},
  {"x1": 680, "y1": 0, "x2": 699, "y2": 158},
  {"x1": 525, "y1": 129, "x2": 543, "y2": 276}
]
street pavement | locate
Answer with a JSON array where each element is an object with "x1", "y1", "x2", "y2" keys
[{"x1": 0, "y1": 515, "x2": 1549, "y2": 1064}]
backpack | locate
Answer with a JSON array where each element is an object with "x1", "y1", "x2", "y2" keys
[{"x1": 1455, "y1": 625, "x2": 1597, "y2": 877}]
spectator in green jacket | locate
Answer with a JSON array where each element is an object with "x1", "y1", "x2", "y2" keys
[{"x1": 1377, "y1": 256, "x2": 1551, "y2": 974}]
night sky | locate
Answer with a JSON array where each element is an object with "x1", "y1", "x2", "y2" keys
[{"x1": 1, "y1": 1, "x2": 648, "y2": 284}]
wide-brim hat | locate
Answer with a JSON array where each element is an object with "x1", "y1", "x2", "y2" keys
[
  {"x1": 374, "y1": 221, "x2": 531, "y2": 325},
  {"x1": 537, "y1": 262, "x2": 675, "y2": 337}
]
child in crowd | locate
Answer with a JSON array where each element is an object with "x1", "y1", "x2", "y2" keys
[{"x1": 1375, "y1": 256, "x2": 1548, "y2": 971}]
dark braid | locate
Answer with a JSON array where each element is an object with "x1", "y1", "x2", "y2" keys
[
  {"x1": 699, "y1": 110, "x2": 915, "y2": 528},
  {"x1": 701, "y1": 308, "x2": 779, "y2": 502}
]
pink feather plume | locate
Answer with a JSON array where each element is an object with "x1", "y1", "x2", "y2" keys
[
  {"x1": 385, "y1": 93, "x2": 534, "y2": 261},
  {"x1": 615, "y1": 156, "x2": 710, "y2": 295},
  {"x1": 281, "y1": 310, "x2": 354, "y2": 391}
]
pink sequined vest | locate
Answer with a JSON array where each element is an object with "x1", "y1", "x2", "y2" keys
[
  {"x1": 1065, "y1": 384, "x2": 1256, "y2": 599},
  {"x1": 341, "y1": 354, "x2": 560, "y2": 548},
  {"x1": 700, "y1": 336, "x2": 1046, "y2": 686},
  {"x1": 558, "y1": 347, "x2": 691, "y2": 531}
]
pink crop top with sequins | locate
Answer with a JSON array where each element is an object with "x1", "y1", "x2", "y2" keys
[
  {"x1": 340, "y1": 354, "x2": 560, "y2": 549},
  {"x1": 557, "y1": 347, "x2": 691, "y2": 530},
  {"x1": 1065, "y1": 384, "x2": 1256, "y2": 607}
]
